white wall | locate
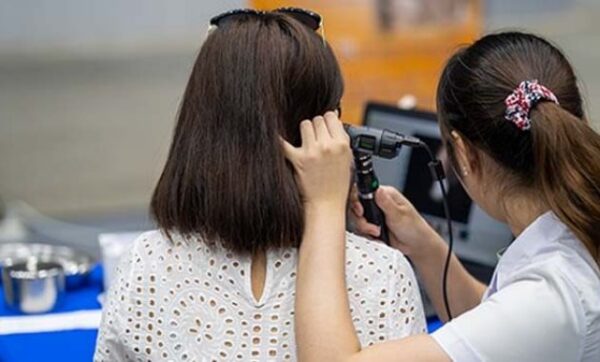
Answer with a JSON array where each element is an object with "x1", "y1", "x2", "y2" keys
[{"x1": 0, "y1": 0, "x2": 242, "y2": 56}]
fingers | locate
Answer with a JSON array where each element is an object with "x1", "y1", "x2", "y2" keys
[
  {"x1": 354, "y1": 216, "x2": 381, "y2": 237},
  {"x1": 282, "y1": 111, "x2": 354, "y2": 208},
  {"x1": 348, "y1": 193, "x2": 380, "y2": 237},
  {"x1": 313, "y1": 115, "x2": 331, "y2": 142},
  {"x1": 286, "y1": 112, "x2": 349, "y2": 164},
  {"x1": 299, "y1": 119, "x2": 317, "y2": 149},
  {"x1": 280, "y1": 137, "x2": 300, "y2": 163},
  {"x1": 349, "y1": 184, "x2": 359, "y2": 202},
  {"x1": 377, "y1": 185, "x2": 410, "y2": 206},
  {"x1": 324, "y1": 111, "x2": 347, "y2": 141},
  {"x1": 374, "y1": 187, "x2": 393, "y2": 211},
  {"x1": 298, "y1": 112, "x2": 348, "y2": 148},
  {"x1": 375, "y1": 186, "x2": 411, "y2": 219},
  {"x1": 350, "y1": 200, "x2": 363, "y2": 217}
]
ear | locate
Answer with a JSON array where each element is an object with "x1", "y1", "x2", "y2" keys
[{"x1": 450, "y1": 131, "x2": 481, "y2": 177}]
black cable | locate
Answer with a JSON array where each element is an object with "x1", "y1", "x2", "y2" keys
[
  {"x1": 419, "y1": 142, "x2": 454, "y2": 321},
  {"x1": 437, "y1": 166, "x2": 454, "y2": 321}
]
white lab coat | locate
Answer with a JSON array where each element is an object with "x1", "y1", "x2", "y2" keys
[{"x1": 432, "y1": 212, "x2": 600, "y2": 361}]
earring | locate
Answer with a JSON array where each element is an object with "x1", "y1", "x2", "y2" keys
[{"x1": 462, "y1": 167, "x2": 469, "y2": 176}]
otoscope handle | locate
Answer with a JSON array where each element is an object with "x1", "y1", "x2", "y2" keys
[
  {"x1": 353, "y1": 150, "x2": 390, "y2": 244},
  {"x1": 359, "y1": 195, "x2": 389, "y2": 244}
]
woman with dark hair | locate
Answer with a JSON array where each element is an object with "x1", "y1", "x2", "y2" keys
[
  {"x1": 94, "y1": 8, "x2": 426, "y2": 361},
  {"x1": 287, "y1": 32, "x2": 600, "y2": 361}
]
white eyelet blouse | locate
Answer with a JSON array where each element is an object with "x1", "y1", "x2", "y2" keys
[{"x1": 94, "y1": 231, "x2": 426, "y2": 361}]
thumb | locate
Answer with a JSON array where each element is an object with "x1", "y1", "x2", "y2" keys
[
  {"x1": 375, "y1": 187, "x2": 396, "y2": 214},
  {"x1": 379, "y1": 185, "x2": 410, "y2": 204},
  {"x1": 375, "y1": 186, "x2": 409, "y2": 216},
  {"x1": 280, "y1": 137, "x2": 300, "y2": 164}
]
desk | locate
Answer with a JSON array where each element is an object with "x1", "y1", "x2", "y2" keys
[{"x1": 0, "y1": 265, "x2": 442, "y2": 361}]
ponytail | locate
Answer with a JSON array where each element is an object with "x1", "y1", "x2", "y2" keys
[
  {"x1": 436, "y1": 32, "x2": 600, "y2": 266},
  {"x1": 531, "y1": 103, "x2": 600, "y2": 264}
]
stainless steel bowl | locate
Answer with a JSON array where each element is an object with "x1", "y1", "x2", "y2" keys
[
  {"x1": 2, "y1": 258, "x2": 66, "y2": 313},
  {"x1": 0, "y1": 243, "x2": 95, "y2": 289}
]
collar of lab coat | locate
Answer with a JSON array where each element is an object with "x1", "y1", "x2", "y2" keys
[
  {"x1": 499, "y1": 211, "x2": 564, "y2": 270},
  {"x1": 487, "y1": 211, "x2": 563, "y2": 295},
  {"x1": 489, "y1": 211, "x2": 600, "y2": 294}
]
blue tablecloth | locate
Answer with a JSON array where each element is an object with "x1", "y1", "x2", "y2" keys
[
  {"x1": 0, "y1": 265, "x2": 104, "y2": 362},
  {"x1": 0, "y1": 264, "x2": 442, "y2": 361}
]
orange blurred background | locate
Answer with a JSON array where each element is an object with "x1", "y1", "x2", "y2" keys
[{"x1": 254, "y1": 0, "x2": 482, "y2": 123}]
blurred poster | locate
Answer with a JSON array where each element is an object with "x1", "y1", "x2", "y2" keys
[
  {"x1": 252, "y1": 0, "x2": 481, "y2": 123},
  {"x1": 376, "y1": 0, "x2": 472, "y2": 30}
]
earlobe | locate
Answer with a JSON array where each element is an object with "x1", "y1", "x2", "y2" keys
[
  {"x1": 450, "y1": 131, "x2": 471, "y2": 175},
  {"x1": 450, "y1": 130, "x2": 461, "y2": 141},
  {"x1": 451, "y1": 131, "x2": 480, "y2": 176}
]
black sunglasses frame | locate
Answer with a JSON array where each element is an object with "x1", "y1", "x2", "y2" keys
[{"x1": 209, "y1": 7, "x2": 322, "y2": 31}]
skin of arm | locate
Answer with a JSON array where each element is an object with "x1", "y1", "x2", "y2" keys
[
  {"x1": 283, "y1": 112, "x2": 360, "y2": 360},
  {"x1": 284, "y1": 112, "x2": 452, "y2": 361},
  {"x1": 296, "y1": 202, "x2": 361, "y2": 361},
  {"x1": 408, "y1": 227, "x2": 487, "y2": 322}
]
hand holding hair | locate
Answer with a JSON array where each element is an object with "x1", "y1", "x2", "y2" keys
[{"x1": 282, "y1": 111, "x2": 353, "y2": 208}]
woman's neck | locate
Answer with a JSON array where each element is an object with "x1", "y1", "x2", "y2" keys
[{"x1": 503, "y1": 192, "x2": 550, "y2": 237}]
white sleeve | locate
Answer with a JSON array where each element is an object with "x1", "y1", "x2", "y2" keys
[
  {"x1": 431, "y1": 269, "x2": 585, "y2": 362},
  {"x1": 388, "y1": 252, "x2": 427, "y2": 338},
  {"x1": 93, "y1": 247, "x2": 135, "y2": 362}
]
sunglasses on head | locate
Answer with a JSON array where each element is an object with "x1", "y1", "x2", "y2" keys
[{"x1": 209, "y1": 7, "x2": 325, "y2": 44}]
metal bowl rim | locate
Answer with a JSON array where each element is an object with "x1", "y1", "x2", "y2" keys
[{"x1": 0, "y1": 243, "x2": 95, "y2": 277}]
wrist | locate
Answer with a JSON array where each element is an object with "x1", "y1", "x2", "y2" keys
[
  {"x1": 304, "y1": 200, "x2": 347, "y2": 234},
  {"x1": 407, "y1": 224, "x2": 447, "y2": 265},
  {"x1": 302, "y1": 199, "x2": 348, "y2": 250}
]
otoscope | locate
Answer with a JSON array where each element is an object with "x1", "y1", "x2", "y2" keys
[
  {"x1": 344, "y1": 124, "x2": 455, "y2": 321},
  {"x1": 353, "y1": 150, "x2": 389, "y2": 244},
  {"x1": 345, "y1": 125, "x2": 428, "y2": 244}
]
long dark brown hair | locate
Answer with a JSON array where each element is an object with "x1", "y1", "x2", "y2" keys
[
  {"x1": 437, "y1": 32, "x2": 600, "y2": 264},
  {"x1": 151, "y1": 12, "x2": 343, "y2": 254}
]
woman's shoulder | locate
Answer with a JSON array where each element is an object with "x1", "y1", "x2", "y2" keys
[
  {"x1": 344, "y1": 231, "x2": 415, "y2": 279},
  {"x1": 127, "y1": 229, "x2": 169, "y2": 255},
  {"x1": 119, "y1": 230, "x2": 214, "y2": 279},
  {"x1": 128, "y1": 229, "x2": 209, "y2": 260},
  {"x1": 343, "y1": 232, "x2": 427, "y2": 341},
  {"x1": 118, "y1": 230, "x2": 164, "y2": 267},
  {"x1": 110, "y1": 230, "x2": 168, "y2": 281},
  {"x1": 125, "y1": 230, "x2": 417, "y2": 285}
]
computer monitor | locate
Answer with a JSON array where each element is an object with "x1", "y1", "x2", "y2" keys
[{"x1": 363, "y1": 102, "x2": 513, "y2": 267}]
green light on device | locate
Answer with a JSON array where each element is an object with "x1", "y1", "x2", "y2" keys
[{"x1": 371, "y1": 180, "x2": 379, "y2": 189}]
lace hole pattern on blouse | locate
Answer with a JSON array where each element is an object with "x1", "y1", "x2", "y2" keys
[{"x1": 94, "y1": 231, "x2": 426, "y2": 361}]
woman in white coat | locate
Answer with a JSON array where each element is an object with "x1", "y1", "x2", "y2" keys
[{"x1": 285, "y1": 32, "x2": 600, "y2": 361}]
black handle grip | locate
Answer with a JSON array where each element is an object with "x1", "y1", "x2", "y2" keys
[{"x1": 359, "y1": 196, "x2": 389, "y2": 244}]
